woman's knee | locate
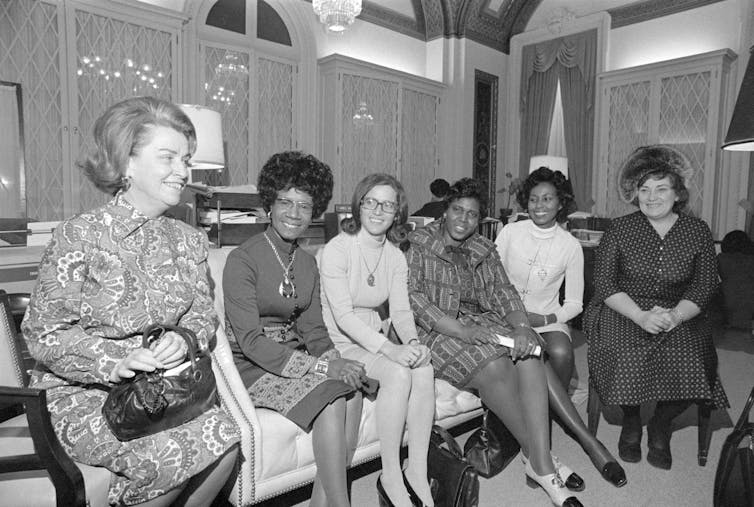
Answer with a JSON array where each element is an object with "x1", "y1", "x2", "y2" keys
[
  {"x1": 378, "y1": 360, "x2": 412, "y2": 395},
  {"x1": 471, "y1": 356, "x2": 515, "y2": 389},
  {"x1": 546, "y1": 338, "x2": 573, "y2": 364}
]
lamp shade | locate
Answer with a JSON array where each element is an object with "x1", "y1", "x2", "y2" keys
[
  {"x1": 178, "y1": 104, "x2": 224, "y2": 169},
  {"x1": 529, "y1": 155, "x2": 568, "y2": 178},
  {"x1": 723, "y1": 46, "x2": 754, "y2": 151}
]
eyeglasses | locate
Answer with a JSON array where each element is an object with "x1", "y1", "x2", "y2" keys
[
  {"x1": 275, "y1": 198, "x2": 314, "y2": 214},
  {"x1": 448, "y1": 203, "x2": 480, "y2": 220},
  {"x1": 361, "y1": 197, "x2": 398, "y2": 214}
]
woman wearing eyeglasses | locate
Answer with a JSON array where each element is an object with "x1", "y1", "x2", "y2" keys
[
  {"x1": 319, "y1": 173, "x2": 435, "y2": 507},
  {"x1": 223, "y1": 151, "x2": 366, "y2": 507}
]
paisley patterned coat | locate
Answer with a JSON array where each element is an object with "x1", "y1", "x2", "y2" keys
[{"x1": 22, "y1": 194, "x2": 239, "y2": 505}]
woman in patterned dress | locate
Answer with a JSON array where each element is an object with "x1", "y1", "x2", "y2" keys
[
  {"x1": 223, "y1": 151, "x2": 365, "y2": 507},
  {"x1": 22, "y1": 96, "x2": 240, "y2": 506},
  {"x1": 496, "y1": 167, "x2": 582, "y2": 390},
  {"x1": 584, "y1": 145, "x2": 729, "y2": 470},
  {"x1": 319, "y1": 173, "x2": 435, "y2": 507},
  {"x1": 406, "y1": 178, "x2": 626, "y2": 507}
]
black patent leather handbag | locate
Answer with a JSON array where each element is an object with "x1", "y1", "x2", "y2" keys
[
  {"x1": 463, "y1": 409, "x2": 521, "y2": 478},
  {"x1": 102, "y1": 324, "x2": 218, "y2": 441},
  {"x1": 428, "y1": 425, "x2": 480, "y2": 507},
  {"x1": 714, "y1": 385, "x2": 754, "y2": 507}
]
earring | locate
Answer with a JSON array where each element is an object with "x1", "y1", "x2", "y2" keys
[
  {"x1": 267, "y1": 210, "x2": 271, "y2": 218},
  {"x1": 121, "y1": 175, "x2": 132, "y2": 192}
]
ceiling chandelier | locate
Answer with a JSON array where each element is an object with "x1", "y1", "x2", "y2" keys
[{"x1": 312, "y1": 0, "x2": 362, "y2": 34}]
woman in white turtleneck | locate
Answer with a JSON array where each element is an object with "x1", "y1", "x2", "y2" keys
[{"x1": 495, "y1": 167, "x2": 583, "y2": 390}]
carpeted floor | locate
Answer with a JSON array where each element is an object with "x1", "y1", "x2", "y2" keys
[{"x1": 265, "y1": 324, "x2": 754, "y2": 507}]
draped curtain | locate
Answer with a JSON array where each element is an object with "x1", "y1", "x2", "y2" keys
[{"x1": 519, "y1": 29, "x2": 597, "y2": 209}]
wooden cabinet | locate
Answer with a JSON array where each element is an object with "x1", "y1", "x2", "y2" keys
[
  {"x1": 593, "y1": 49, "x2": 736, "y2": 237},
  {"x1": 0, "y1": 0, "x2": 182, "y2": 221},
  {"x1": 318, "y1": 54, "x2": 444, "y2": 207}
]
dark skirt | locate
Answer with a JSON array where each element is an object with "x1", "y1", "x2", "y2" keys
[
  {"x1": 427, "y1": 311, "x2": 511, "y2": 389},
  {"x1": 586, "y1": 303, "x2": 728, "y2": 408}
]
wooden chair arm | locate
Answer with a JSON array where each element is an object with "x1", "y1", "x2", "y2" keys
[{"x1": 0, "y1": 387, "x2": 86, "y2": 507}]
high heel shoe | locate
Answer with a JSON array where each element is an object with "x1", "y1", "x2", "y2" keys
[
  {"x1": 402, "y1": 471, "x2": 430, "y2": 507},
  {"x1": 524, "y1": 459, "x2": 583, "y2": 507},
  {"x1": 521, "y1": 454, "x2": 584, "y2": 492},
  {"x1": 600, "y1": 461, "x2": 627, "y2": 487},
  {"x1": 376, "y1": 475, "x2": 395, "y2": 507},
  {"x1": 587, "y1": 441, "x2": 628, "y2": 487}
]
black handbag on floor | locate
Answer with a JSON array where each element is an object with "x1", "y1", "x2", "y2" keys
[
  {"x1": 102, "y1": 324, "x2": 218, "y2": 441},
  {"x1": 463, "y1": 408, "x2": 521, "y2": 478},
  {"x1": 714, "y1": 385, "x2": 754, "y2": 507},
  {"x1": 428, "y1": 425, "x2": 479, "y2": 507}
]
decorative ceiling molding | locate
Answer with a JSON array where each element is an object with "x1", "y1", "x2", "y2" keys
[
  {"x1": 359, "y1": 0, "x2": 425, "y2": 40},
  {"x1": 608, "y1": 0, "x2": 726, "y2": 29}
]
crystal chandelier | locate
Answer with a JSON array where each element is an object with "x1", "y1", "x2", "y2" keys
[
  {"x1": 352, "y1": 101, "x2": 374, "y2": 126},
  {"x1": 312, "y1": 0, "x2": 362, "y2": 34}
]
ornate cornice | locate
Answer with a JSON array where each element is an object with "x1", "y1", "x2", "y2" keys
[
  {"x1": 360, "y1": 0, "x2": 425, "y2": 40},
  {"x1": 609, "y1": 0, "x2": 726, "y2": 29}
]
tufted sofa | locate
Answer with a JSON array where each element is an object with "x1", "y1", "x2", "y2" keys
[{"x1": 206, "y1": 246, "x2": 484, "y2": 505}]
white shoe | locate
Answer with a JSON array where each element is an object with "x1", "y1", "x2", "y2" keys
[
  {"x1": 524, "y1": 459, "x2": 583, "y2": 507},
  {"x1": 521, "y1": 453, "x2": 585, "y2": 491}
]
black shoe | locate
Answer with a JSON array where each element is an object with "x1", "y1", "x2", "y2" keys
[
  {"x1": 600, "y1": 461, "x2": 627, "y2": 487},
  {"x1": 618, "y1": 417, "x2": 642, "y2": 463},
  {"x1": 402, "y1": 471, "x2": 429, "y2": 507},
  {"x1": 376, "y1": 475, "x2": 395, "y2": 507},
  {"x1": 646, "y1": 416, "x2": 672, "y2": 470}
]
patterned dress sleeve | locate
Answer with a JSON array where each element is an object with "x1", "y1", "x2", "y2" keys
[
  {"x1": 387, "y1": 250, "x2": 419, "y2": 343},
  {"x1": 22, "y1": 223, "x2": 136, "y2": 384},
  {"x1": 223, "y1": 246, "x2": 316, "y2": 378},
  {"x1": 591, "y1": 221, "x2": 622, "y2": 304},
  {"x1": 681, "y1": 220, "x2": 719, "y2": 309},
  {"x1": 176, "y1": 231, "x2": 217, "y2": 351},
  {"x1": 487, "y1": 246, "x2": 527, "y2": 317},
  {"x1": 406, "y1": 242, "x2": 446, "y2": 332}
]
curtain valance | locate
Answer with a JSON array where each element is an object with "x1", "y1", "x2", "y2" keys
[{"x1": 520, "y1": 29, "x2": 597, "y2": 112}]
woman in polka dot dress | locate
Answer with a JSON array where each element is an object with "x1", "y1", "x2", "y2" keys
[{"x1": 584, "y1": 145, "x2": 728, "y2": 471}]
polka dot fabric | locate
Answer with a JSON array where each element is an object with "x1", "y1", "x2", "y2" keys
[{"x1": 583, "y1": 212, "x2": 728, "y2": 408}]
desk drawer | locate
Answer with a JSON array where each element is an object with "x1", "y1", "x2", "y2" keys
[{"x1": 0, "y1": 264, "x2": 39, "y2": 293}]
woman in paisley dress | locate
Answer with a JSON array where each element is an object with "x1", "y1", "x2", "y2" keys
[
  {"x1": 584, "y1": 145, "x2": 729, "y2": 470},
  {"x1": 22, "y1": 96, "x2": 239, "y2": 506},
  {"x1": 223, "y1": 151, "x2": 366, "y2": 507}
]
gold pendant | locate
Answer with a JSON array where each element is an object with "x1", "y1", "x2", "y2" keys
[{"x1": 367, "y1": 274, "x2": 375, "y2": 287}]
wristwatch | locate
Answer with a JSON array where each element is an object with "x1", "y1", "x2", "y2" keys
[{"x1": 314, "y1": 358, "x2": 329, "y2": 376}]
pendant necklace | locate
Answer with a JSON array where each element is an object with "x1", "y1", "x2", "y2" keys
[
  {"x1": 264, "y1": 231, "x2": 297, "y2": 298},
  {"x1": 521, "y1": 237, "x2": 553, "y2": 302},
  {"x1": 357, "y1": 237, "x2": 384, "y2": 287}
]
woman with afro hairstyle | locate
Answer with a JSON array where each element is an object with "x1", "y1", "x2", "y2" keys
[
  {"x1": 223, "y1": 151, "x2": 366, "y2": 507},
  {"x1": 406, "y1": 178, "x2": 625, "y2": 507},
  {"x1": 496, "y1": 167, "x2": 581, "y2": 391}
]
